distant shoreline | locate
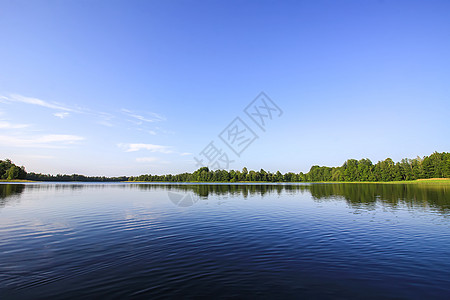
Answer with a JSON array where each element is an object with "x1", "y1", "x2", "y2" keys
[
  {"x1": 126, "y1": 178, "x2": 450, "y2": 184},
  {"x1": 3, "y1": 179, "x2": 449, "y2": 184},
  {"x1": 0, "y1": 179, "x2": 35, "y2": 183},
  {"x1": 3, "y1": 151, "x2": 449, "y2": 183}
]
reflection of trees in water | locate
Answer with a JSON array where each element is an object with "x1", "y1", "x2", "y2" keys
[
  {"x1": 1, "y1": 183, "x2": 448, "y2": 214},
  {"x1": 133, "y1": 183, "x2": 450, "y2": 213},
  {"x1": 132, "y1": 183, "x2": 310, "y2": 198},
  {"x1": 0, "y1": 184, "x2": 25, "y2": 207},
  {"x1": 308, "y1": 183, "x2": 450, "y2": 214},
  {"x1": 0, "y1": 183, "x2": 131, "y2": 207}
]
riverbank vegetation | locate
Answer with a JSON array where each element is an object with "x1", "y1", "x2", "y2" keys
[
  {"x1": 2, "y1": 151, "x2": 449, "y2": 183},
  {"x1": 129, "y1": 151, "x2": 450, "y2": 182},
  {"x1": 25, "y1": 173, "x2": 128, "y2": 182},
  {"x1": 0, "y1": 159, "x2": 27, "y2": 180}
]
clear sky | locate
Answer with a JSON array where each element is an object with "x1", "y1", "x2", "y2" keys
[{"x1": 1, "y1": 0, "x2": 449, "y2": 176}]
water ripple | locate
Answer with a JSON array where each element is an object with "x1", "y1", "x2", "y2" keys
[{"x1": 0, "y1": 183, "x2": 449, "y2": 299}]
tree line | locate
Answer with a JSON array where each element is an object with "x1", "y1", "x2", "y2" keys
[
  {"x1": 25, "y1": 173, "x2": 128, "y2": 182},
  {"x1": 2, "y1": 151, "x2": 449, "y2": 182},
  {"x1": 0, "y1": 159, "x2": 27, "y2": 180},
  {"x1": 130, "y1": 151, "x2": 450, "y2": 182}
]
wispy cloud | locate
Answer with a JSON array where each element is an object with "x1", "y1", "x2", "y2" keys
[
  {"x1": 2, "y1": 94, "x2": 171, "y2": 136},
  {"x1": 155, "y1": 126, "x2": 175, "y2": 135},
  {"x1": 122, "y1": 109, "x2": 166, "y2": 123},
  {"x1": 97, "y1": 112, "x2": 115, "y2": 127},
  {"x1": 118, "y1": 143, "x2": 173, "y2": 153},
  {"x1": 4, "y1": 94, "x2": 76, "y2": 112},
  {"x1": 136, "y1": 157, "x2": 171, "y2": 164},
  {"x1": 53, "y1": 112, "x2": 70, "y2": 119},
  {"x1": 136, "y1": 157, "x2": 160, "y2": 162},
  {"x1": 0, "y1": 121, "x2": 30, "y2": 129},
  {"x1": 0, "y1": 134, "x2": 84, "y2": 148},
  {"x1": 14, "y1": 154, "x2": 54, "y2": 160}
]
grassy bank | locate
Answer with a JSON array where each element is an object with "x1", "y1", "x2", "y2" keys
[
  {"x1": 315, "y1": 178, "x2": 450, "y2": 184},
  {"x1": 0, "y1": 179, "x2": 36, "y2": 183},
  {"x1": 2, "y1": 178, "x2": 449, "y2": 184},
  {"x1": 126, "y1": 178, "x2": 450, "y2": 184}
]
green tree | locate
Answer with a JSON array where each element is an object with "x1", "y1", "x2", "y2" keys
[{"x1": 342, "y1": 159, "x2": 359, "y2": 181}]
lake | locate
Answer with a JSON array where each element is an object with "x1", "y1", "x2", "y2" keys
[{"x1": 1, "y1": 183, "x2": 449, "y2": 299}]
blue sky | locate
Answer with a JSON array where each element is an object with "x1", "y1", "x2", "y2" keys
[{"x1": 1, "y1": 0, "x2": 449, "y2": 176}]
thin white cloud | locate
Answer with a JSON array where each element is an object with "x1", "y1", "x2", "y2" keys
[
  {"x1": 122, "y1": 108, "x2": 166, "y2": 123},
  {"x1": 5, "y1": 94, "x2": 76, "y2": 112},
  {"x1": 136, "y1": 157, "x2": 160, "y2": 163},
  {"x1": 97, "y1": 112, "x2": 115, "y2": 127},
  {"x1": 14, "y1": 154, "x2": 54, "y2": 160},
  {"x1": 0, "y1": 134, "x2": 84, "y2": 148},
  {"x1": 38, "y1": 135, "x2": 84, "y2": 143},
  {"x1": 155, "y1": 126, "x2": 175, "y2": 135},
  {"x1": 1, "y1": 94, "x2": 170, "y2": 136},
  {"x1": 136, "y1": 157, "x2": 170, "y2": 164},
  {"x1": 0, "y1": 121, "x2": 29, "y2": 129},
  {"x1": 180, "y1": 152, "x2": 192, "y2": 156},
  {"x1": 118, "y1": 143, "x2": 173, "y2": 153},
  {"x1": 53, "y1": 112, "x2": 70, "y2": 119}
]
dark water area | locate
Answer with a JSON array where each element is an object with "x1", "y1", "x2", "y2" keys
[{"x1": 1, "y1": 183, "x2": 449, "y2": 299}]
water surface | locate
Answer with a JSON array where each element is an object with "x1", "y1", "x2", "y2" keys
[{"x1": 1, "y1": 183, "x2": 449, "y2": 299}]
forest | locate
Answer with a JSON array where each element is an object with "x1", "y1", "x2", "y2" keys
[
  {"x1": 0, "y1": 159, "x2": 27, "y2": 180},
  {"x1": 129, "y1": 151, "x2": 450, "y2": 182},
  {"x1": 25, "y1": 173, "x2": 128, "y2": 182},
  {"x1": 1, "y1": 151, "x2": 449, "y2": 182}
]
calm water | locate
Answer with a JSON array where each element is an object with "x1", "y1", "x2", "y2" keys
[{"x1": 1, "y1": 183, "x2": 449, "y2": 299}]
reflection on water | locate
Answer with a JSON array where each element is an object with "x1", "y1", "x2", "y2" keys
[
  {"x1": 0, "y1": 184, "x2": 25, "y2": 207},
  {"x1": 309, "y1": 183, "x2": 450, "y2": 214},
  {"x1": 309, "y1": 184, "x2": 450, "y2": 214},
  {"x1": 1, "y1": 182, "x2": 449, "y2": 299},
  {"x1": 2, "y1": 183, "x2": 449, "y2": 213},
  {"x1": 132, "y1": 183, "x2": 450, "y2": 213}
]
